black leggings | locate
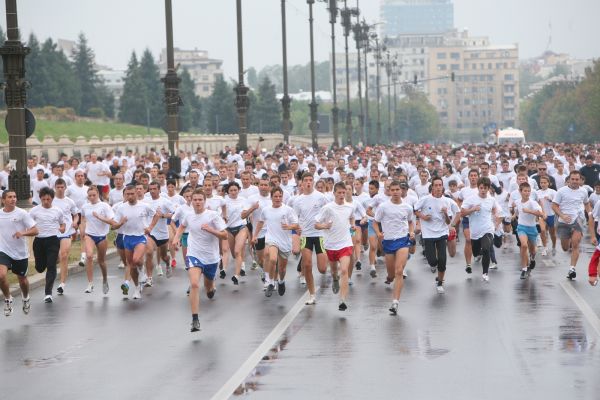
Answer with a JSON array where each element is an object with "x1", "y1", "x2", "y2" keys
[
  {"x1": 471, "y1": 233, "x2": 493, "y2": 274},
  {"x1": 33, "y1": 236, "x2": 60, "y2": 296},
  {"x1": 423, "y1": 236, "x2": 448, "y2": 272}
]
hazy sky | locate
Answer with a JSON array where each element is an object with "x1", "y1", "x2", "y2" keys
[{"x1": 2, "y1": 0, "x2": 599, "y2": 79}]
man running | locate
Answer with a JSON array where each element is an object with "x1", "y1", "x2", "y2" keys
[{"x1": 53, "y1": 179, "x2": 79, "y2": 295}]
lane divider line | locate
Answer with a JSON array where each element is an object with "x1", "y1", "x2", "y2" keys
[
  {"x1": 210, "y1": 290, "x2": 310, "y2": 400},
  {"x1": 560, "y1": 281, "x2": 600, "y2": 337}
]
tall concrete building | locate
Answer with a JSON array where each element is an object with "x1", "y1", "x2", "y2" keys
[
  {"x1": 159, "y1": 48, "x2": 223, "y2": 98},
  {"x1": 382, "y1": 0, "x2": 454, "y2": 37}
]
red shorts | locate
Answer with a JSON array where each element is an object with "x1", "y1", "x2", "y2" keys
[
  {"x1": 448, "y1": 229, "x2": 457, "y2": 241},
  {"x1": 326, "y1": 246, "x2": 353, "y2": 262}
]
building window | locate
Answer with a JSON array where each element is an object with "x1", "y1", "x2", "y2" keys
[
  {"x1": 450, "y1": 52, "x2": 460, "y2": 60},
  {"x1": 437, "y1": 52, "x2": 447, "y2": 59},
  {"x1": 437, "y1": 64, "x2": 447, "y2": 71},
  {"x1": 203, "y1": 85, "x2": 210, "y2": 92},
  {"x1": 504, "y1": 74, "x2": 514, "y2": 81},
  {"x1": 451, "y1": 64, "x2": 460, "y2": 71}
]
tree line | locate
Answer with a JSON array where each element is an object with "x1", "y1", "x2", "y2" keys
[{"x1": 520, "y1": 60, "x2": 600, "y2": 143}]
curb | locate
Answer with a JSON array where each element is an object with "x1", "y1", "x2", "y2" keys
[{"x1": 8, "y1": 248, "x2": 118, "y2": 299}]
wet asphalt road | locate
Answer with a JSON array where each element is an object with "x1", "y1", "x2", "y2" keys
[{"x1": 2, "y1": 239, "x2": 600, "y2": 400}]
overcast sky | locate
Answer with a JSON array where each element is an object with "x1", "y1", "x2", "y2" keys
[{"x1": 2, "y1": 0, "x2": 599, "y2": 78}]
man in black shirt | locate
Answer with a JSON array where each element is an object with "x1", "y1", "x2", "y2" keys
[{"x1": 580, "y1": 155, "x2": 600, "y2": 187}]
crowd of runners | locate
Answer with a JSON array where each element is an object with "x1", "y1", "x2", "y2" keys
[{"x1": 1, "y1": 141, "x2": 600, "y2": 332}]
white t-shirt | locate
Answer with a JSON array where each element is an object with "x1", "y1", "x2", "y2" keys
[
  {"x1": 0, "y1": 207, "x2": 36, "y2": 259},
  {"x1": 53, "y1": 196, "x2": 78, "y2": 236},
  {"x1": 206, "y1": 195, "x2": 226, "y2": 217},
  {"x1": 592, "y1": 200, "x2": 600, "y2": 223},
  {"x1": 414, "y1": 182, "x2": 431, "y2": 198},
  {"x1": 225, "y1": 196, "x2": 248, "y2": 228},
  {"x1": 537, "y1": 188, "x2": 557, "y2": 216},
  {"x1": 414, "y1": 195, "x2": 456, "y2": 239},
  {"x1": 86, "y1": 161, "x2": 110, "y2": 186},
  {"x1": 458, "y1": 186, "x2": 478, "y2": 203},
  {"x1": 515, "y1": 199, "x2": 542, "y2": 227},
  {"x1": 183, "y1": 209, "x2": 227, "y2": 265},
  {"x1": 247, "y1": 193, "x2": 271, "y2": 239},
  {"x1": 461, "y1": 195, "x2": 497, "y2": 240},
  {"x1": 109, "y1": 187, "x2": 124, "y2": 206},
  {"x1": 114, "y1": 202, "x2": 156, "y2": 236},
  {"x1": 553, "y1": 186, "x2": 589, "y2": 224},
  {"x1": 374, "y1": 200, "x2": 414, "y2": 240},
  {"x1": 81, "y1": 202, "x2": 114, "y2": 237},
  {"x1": 240, "y1": 185, "x2": 259, "y2": 199},
  {"x1": 66, "y1": 184, "x2": 89, "y2": 210},
  {"x1": 315, "y1": 201, "x2": 354, "y2": 250},
  {"x1": 29, "y1": 205, "x2": 65, "y2": 238},
  {"x1": 31, "y1": 178, "x2": 49, "y2": 205},
  {"x1": 258, "y1": 204, "x2": 298, "y2": 252},
  {"x1": 167, "y1": 193, "x2": 186, "y2": 208},
  {"x1": 145, "y1": 196, "x2": 175, "y2": 240},
  {"x1": 172, "y1": 204, "x2": 193, "y2": 233},
  {"x1": 293, "y1": 190, "x2": 328, "y2": 238}
]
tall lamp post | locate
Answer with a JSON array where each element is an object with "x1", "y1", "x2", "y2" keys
[
  {"x1": 357, "y1": 21, "x2": 372, "y2": 145},
  {"x1": 0, "y1": 0, "x2": 31, "y2": 205},
  {"x1": 384, "y1": 45, "x2": 392, "y2": 144},
  {"x1": 340, "y1": 1, "x2": 356, "y2": 146},
  {"x1": 372, "y1": 33, "x2": 382, "y2": 145},
  {"x1": 307, "y1": 0, "x2": 319, "y2": 150},
  {"x1": 392, "y1": 55, "x2": 400, "y2": 141},
  {"x1": 280, "y1": 0, "x2": 291, "y2": 145},
  {"x1": 234, "y1": 0, "x2": 249, "y2": 152},
  {"x1": 323, "y1": 0, "x2": 340, "y2": 148},
  {"x1": 162, "y1": 0, "x2": 181, "y2": 173}
]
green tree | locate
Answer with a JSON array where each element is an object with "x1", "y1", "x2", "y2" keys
[
  {"x1": 178, "y1": 68, "x2": 202, "y2": 131},
  {"x1": 207, "y1": 76, "x2": 236, "y2": 133},
  {"x1": 138, "y1": 49, "x2": 164, "y2": 127},
  {"x1": 394, "y1": 91, "x2": 440, "y2": 144},
  {"x1": 119, "y1": 51, "x2": 147, "y2": 125},
  {"x1": 71, "y1": 33, "x2": 101, "y2": 116},
  {"x1": 250, "y1": 76, "x2": 280, "y2": 133}
]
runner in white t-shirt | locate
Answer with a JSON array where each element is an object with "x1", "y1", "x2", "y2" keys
[
  {"x1": 53, "y1": 178, "x2": 80, "y2": 295},
  {"x1": 511, "y1": 182, "x2": 544, "y2": 279},
  {"x1": 537, "y1": 175, "x2": 557, "y2": 256}
]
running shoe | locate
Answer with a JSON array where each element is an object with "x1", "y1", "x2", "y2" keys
[
  {"x1": 133, "y1": 287, "x2": 142, "y2": 300},
  {"x1": 207, "y1": 289, "x2": 216, "y2": 299},
  {"x1": 299, "y1": 276, "x2": 306, "y2": 286},
  {"x1": 78, "y1": 255, "x2": 85, "y2": 267},
  {"x1": 240, "y1": 268, "x2": 246, "y2": 277},
  {"x1": 84, "y1": 283, "x2": 94, "y2": 293},
  {"x1": 57, "y1": 283, "x2": 65, "y2": 295},
  {"x1": 552, "y1": 248, "x2": 556, "y2": 256},
  {"x1": 231, "y1": 275, "x2": 239, "y2": 285},
  {"x1": 355, "y1": 261, "x2": 362, "y2": 271},
  {"x1": 190, "y1": 320, "x2": 200, "y2": 332},
  {"x1": 370, "y1": 266, "x2": 377, "y2": 278},
  {"x1": 118, "y1": 261, "x2": 125, "y2": 269},
  {"x1": 403, "y1": 269, "x2": 408, "y2": 279},
  {"x1": 186, "y1": 286, "x2": 190, "y2": 296},
  {"x1": 489, "y1": 263, "x2": 498, "y2": 270},
  {"x1": 251, "y1": 260, "x2": 259, "y2": 270},
  {"x1": 338, "y1": 301, "x2": 348, "y2": 311},
  {"x1": 121, "y1": 282, "x2": 129, "y2": 296},
  {"x1": 528, "y1": 259, "x2": 536, "y2": 271},
  {"x1": 259, "y1": 269, "x2": 266, "y2": 283},
  {"x1": 265, "y1": 283, "x2": 274, "y2": 297},
  {"x1": 348, "y1": 278, "x2": 353, "y2": 286},
  {"x1": 22, "y1": 296, "x2": 30, "y2": 315},
  {"x1": 4, "y1": 297, "x2": 13, "y2": 316},
  {"x1": 144, "y1": 277, "x2": 153, "y2": 288},
  {"x1": 219, "y1": 268, "x2": 226, "y2": 279},
  {"x1": 541, "y1": 247, "x2": 547, "y2": 257},
  {"x1": 171, "y1": 259, "x2": 177, "y2": 269},
  {"x1": 102, "y1": 280, "x2": 109, "y2": 295},
  {"x1": 332, "y1": 278, "x2": 340, "y2": 294},
  {"x1": 482, "y1": 273, "x2": 489, "y2": 282},
  {"x1": 436, "y1": 282, "x2": 445, "y2": 294},
  {"x1": 156, "y1": 265, "x2": 164, "y2": 277},
  {"x1": 430, "y1": 265, "x2": 437, "y2": 273},
  {"x1": 44, "y1": 295, "x2": 53, "y2": 303},
  {"x1": 520, "y1": 269, "x2": 528, "y2": 279},
  {"x1": 389, "y1": 300, "x2": 399, "y2": 315},
  {"x1": 384, "y1": 277, "x2": 393, "y2": 285},
  {"x1": 567, "y1": 267, "x2": 576, "y2": 280},
  {"x1": 278, "y1": 281, "x2": 286, "y2": 296},
  {"x1": 166, "y1": 263, "x2": 173, "y2": 278},
  {"x1": 305, "y1": 295, "x2": 316, "y2": 305},
  {"x1": 465, "y1": 264, "x2": 472, "y2": 274}
]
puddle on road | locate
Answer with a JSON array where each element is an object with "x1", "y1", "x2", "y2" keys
[{"x1": 23, "y1": 339, "x2": 92, "y2": 368}]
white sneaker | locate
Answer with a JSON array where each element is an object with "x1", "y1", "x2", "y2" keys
[
  {"x1": 133, "y1": 286, "x2": 142, "y2": 300},
  {"x1": 78, "y1": 255, "x2": 86, "y2": 267},
  {"x1": 102, "y1": 280, "x2": 109, "y2": 295},
  {"x1": 84, "y1": 283, "x2": 94, "y2": 293},
  {"x1": 57, "y1": 282, "x2": 65, "y2": 295},
  {"x1": 349, "y1": 278, "x2": 354, "y2": 286},
  {"x1": 482, "y1": 273, "x2": 489, "y2": 282},
  {"x1": 552, "y1": 248, "x2": 556, "y2": 256},
  {"x1": 541, "y1": 247, "x2": 547, "y2": 256},
  {"x1": 144, "y1": 277, "x2": 153, "y2": 288},
  {"x1": 118, "y1": 261, "x2": 125, "y2": 269},
  {"x1": 403, "y1": 269, "x2": 408, "y2": 278},
  {"x1": 436, "y1": 284, "x2": 445, "y2": 294},
  {"x1": 305, "y1": 295, "x2": 316, "y2": 305},
  {"x1": 4, "y1": 296, "x2": 14, "y2": 316},
  {"x1": 489, "y1": 263, "x2": 498, "y2": 270},
  {"x1": 300, "y1": 276, "x2": 306, "y2": 286},
  {"x1": 44, "y1": 295, "x2": 53, "y2": 303},
  {"x1": 156, "y1": 265, "x2": 163, "y2": 277}
]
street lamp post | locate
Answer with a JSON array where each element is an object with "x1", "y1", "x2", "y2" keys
[
  {"x1": 0, "y1": 0, "x2": 31, "y2": 206},
  {"x1": 373, "y1": 33, "x2": 382, "y2": 145},
  {"x1": 234, "y1": 0, "x2": 249, "y2": 152},
  {"x1": 307, "y1": 0, "x2": 319, "y2": 150},
  {"x1": 162, "y1": 0, "x2": 181, "y2": 173},
  {"x1": 324, "y1": 0, "x2": 340, "y2": 148},
  {"x1": 384, "y1": 47, "x2": 392, "y2": 144},
  {"x1": 340, "y1": 1, "x2": 355, "y2": 146},
  {"x1": 352, "y1": 0, "x2": 367, "y2": 146},
  {"x1": 392, "y1": 56, "x2": 399, "y2": 141},
  {"x1": 280, "y1": 0, "x2": 292, "y2": 145},
  {"x1": 359, "y1": 21, "x2": 371, "y2": 145}
]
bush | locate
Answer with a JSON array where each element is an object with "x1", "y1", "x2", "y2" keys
[{"x1": 87, "y1": 107, "x2": 106, "y2": 119}]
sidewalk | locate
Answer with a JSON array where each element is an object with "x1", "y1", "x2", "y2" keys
[{"x1": 8, "y1": 248, "x2": 118, "y2": 298}]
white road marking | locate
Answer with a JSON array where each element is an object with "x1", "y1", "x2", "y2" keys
[
  {"x1": 210, "y1": 290, "x2": 309, "y2": 400},
  {"x1": 560, "y1": 281, "x2": 600, "y2": 337}
]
